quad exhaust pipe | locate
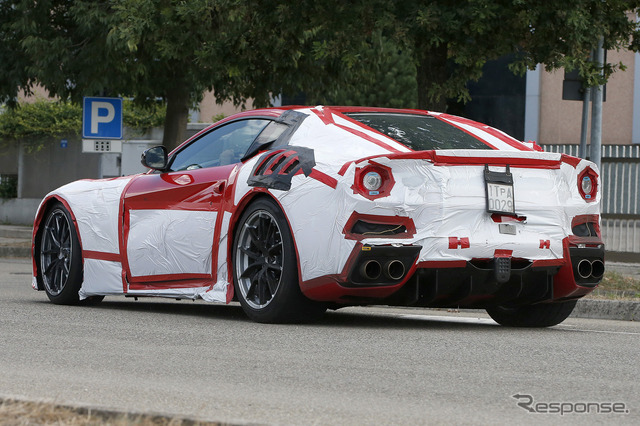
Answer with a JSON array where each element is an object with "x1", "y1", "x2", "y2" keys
[
  {"x1": 576, "y1": 259, "x2": 605, "y2": 280},
  {"x1": 361, "y1": 260, "x2": 382, "y2": 280},
  {"x1": 591, "y1": 259, "x2": 605, "y2": 279},
  {"x1": 385, "y1": 260, "x2": 406, "y2": 281},
  {"x1": 577, "y1": 259, "x2": 592, "y2": 279},
  {"x1": 360, "y1": 259, "x2": 407, "y2": 281}
]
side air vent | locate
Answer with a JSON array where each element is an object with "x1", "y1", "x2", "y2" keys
[{"x1": 247, "y1": 146, "x2": 315, "y2": 191}]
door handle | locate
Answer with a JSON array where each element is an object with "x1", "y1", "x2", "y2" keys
[{"x1": 212, "y1": 180, "x2": 226, "y2": 195}]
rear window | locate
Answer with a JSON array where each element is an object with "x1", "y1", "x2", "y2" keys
[{"x1": 345, "y1": 113, "x2": 492, "y2": 151}]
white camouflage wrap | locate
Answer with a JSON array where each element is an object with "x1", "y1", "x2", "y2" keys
[{"x1": 34, "y1": 106, "x2": 601, "y2": 302}]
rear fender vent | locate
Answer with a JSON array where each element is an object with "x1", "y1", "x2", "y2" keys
[
  {"x1": 572, "y1": 222, "x2": 599, "y2": 237},
  {"x1": 571, "y1": 215, "x2": 601, "y2": 238},
  {"x1": 248, "y1": 146, "x2": 315, "y2": 191}
]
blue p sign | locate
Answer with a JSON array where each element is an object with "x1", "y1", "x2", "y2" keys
[{"x1": 83, "y1": 97, "x2": 123, "y2": 139}]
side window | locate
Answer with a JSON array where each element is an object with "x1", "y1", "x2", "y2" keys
[{"x1": 168, "y1": 119, "x2": 271, "y2": 171}]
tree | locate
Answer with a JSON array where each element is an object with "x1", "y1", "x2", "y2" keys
[
  {"x1": 107, "y1": 0, "x2": 230, "y2": 149},
  {"x1": 1, "y1": 0, "x2": 212, "y2": 150},
  {"x1": 0, "y1": 1, "x2": 31, "y2": 108},
  {"x1": 2, "y1": 1, "x2": 133, "y2": 104},
  {"x1": 2, "y1": 0, "x2": 384, "y2": 149},
  {"x1": 202, "y1": 1, "x2": 406, "y2": 108},
  {"x1": 2, "y1": 0, "x2": 230, "y2": 150},
  {"x1": 2, "y1": 0, "x2": 414, "y2": 149},
  {"x1": 191, "y1": 1, "x2": 640, "y2": 112},
  {"x1": 3, "y1": 0, "x2": 639, "y2": 150},
  {"x1": 390, "y1": 1, "x2": 640, "y2": 111},
  {"x1": 327, "y1": 35, "x2": 418, "y2": 109}
]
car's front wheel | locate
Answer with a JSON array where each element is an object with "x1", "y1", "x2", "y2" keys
[
  {"x1": 38, "y1": 202, "x2": 85, "y2": 304},
  {"x1": 232, "y1": 198, "x2": 326, "y2": 323},
  {"x1": 486, "y1": 300, "x2": 577, "y2": 327}
]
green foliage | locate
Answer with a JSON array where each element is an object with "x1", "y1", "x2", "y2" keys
[
  {"x1": 1, "y1": 0, "x2": 210, "y2": 148},
  {"x1": 0, "y1": 99, "x2": 165, "y2": 140},
  {"x1": 308, "y1": 0, "x2": 640, "y2": 110},
  {"x1": 504, "y1": 0, "x2": 640, "y2": 88},
  {"x1": 122, "y1": 99, "x2": 166, "y2": 132},
  {"x1": 0, "y1": 1, "x2": 31, "y2": 108},
  {"x1": 2, "y1": 0, "x2": 639, "y2": 141},
  {"x1": 0, "y1": 100, "x2": 81, "y2": 139},
  {"x1": 2, "y1": 1, "x2": 132, "y2": 104},
  {"x1": 324, "y1": 35, "x2": 418, "y2": 108},
  {"x1": 211, "y1": 113, "x2": 226, "y2": 123}
]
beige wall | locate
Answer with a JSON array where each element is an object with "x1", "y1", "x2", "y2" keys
[
  {"x1": 17, "y1": 85, "x2": 51, "y2": 102},
  {"x1": 196, "y1": 90, "x2": 254, "y2": 123},
  {"x1": 538, "y1": 48, "x2": 635, "y2": 145}
]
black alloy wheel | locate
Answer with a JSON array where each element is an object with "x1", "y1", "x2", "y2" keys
[
  {"x1": 233, "y1": 198, "x2": 326, "y2": 323},
  {"x1": 38, "y1": 203, "x2": 85, "y2": 304},
  {"x1": 235, "y1": 208, "x2": 284, "y2": 309}
]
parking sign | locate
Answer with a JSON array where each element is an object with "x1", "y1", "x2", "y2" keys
[{"x1": 83, "y1": 97, "x2": 123, "y2": 139}]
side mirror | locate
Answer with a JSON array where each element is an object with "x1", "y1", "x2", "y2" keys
[{"x1": 141, "y1": 146, "x2": 168, "y2": 171}]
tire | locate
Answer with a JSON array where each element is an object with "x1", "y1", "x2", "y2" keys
[
  {"x1": 232, "y1": 198, "x2": 326, "y2": 323},
  {"x1": 486, "y1": 300, "x2": 577, "y2": 327},
  {"x1": 38, "y1": 202, "x2": 85, "y2": 305}
]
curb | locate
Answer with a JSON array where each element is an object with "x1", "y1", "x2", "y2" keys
[
  {"x1": 0, "y1": 226, "x2": 32, "y2": 239},
  {"x1": 0, "y1": 247, "x2": 31, "y2": 258},
  {"x1": 0, "y1": 225, "x2": 32, "y2": 258},
  {"x1": 572, "y1": 298, "x2": 639, "y2": 321}
]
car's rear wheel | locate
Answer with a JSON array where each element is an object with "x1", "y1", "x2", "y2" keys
[
  {"x1": 233, "y1": 198, "x2": 326, "y2": 323},
  {"x1": 38, "y1": 202, "x2": 89, "y2": 305},
  {"x1": 486, "y1": 300, "x2": 577, "y2": 327}
]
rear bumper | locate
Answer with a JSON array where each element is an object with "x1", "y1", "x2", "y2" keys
[{"x1": 300, "y1": 237, "x2": 604, "y2": 307}]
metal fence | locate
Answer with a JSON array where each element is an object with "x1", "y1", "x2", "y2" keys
[{"x1": 543, "y1": 144, "x2": 640, "y2": 254}]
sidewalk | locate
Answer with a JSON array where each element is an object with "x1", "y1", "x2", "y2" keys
[
  {"x1": 0, "y1": 225, "x2": 31, "y2": 258},
  {"x1": 1, "y1": 224, "x2": 637, "y2": 321}
]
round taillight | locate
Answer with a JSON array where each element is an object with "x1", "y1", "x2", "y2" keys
[
  {"x1": 353, "y1": 164, "x2": 395, "y2": 200},
  {"x1": 363, "y1": 171, "x2": 382, "y2": 191},
  {"x1": 577, "y1": 167, "x2": 597, "y2": 202}
]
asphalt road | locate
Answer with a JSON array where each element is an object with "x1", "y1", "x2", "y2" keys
[{"x1": 1, "y1": 258, "x2": 639, "y2": 425}]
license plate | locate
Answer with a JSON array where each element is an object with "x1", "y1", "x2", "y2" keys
[
  {"x1": 486, "y1": 183, "x2": 515, "y2": 214},
  {"x1": 484, "y1": 165, "x2": 515, "y2": 215}
]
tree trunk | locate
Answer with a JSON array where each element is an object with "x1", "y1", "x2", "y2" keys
[
  {"x1": 163, "y1": 86, "x2": 190, "y2": 151},
  {"x1": 416, "y1": 43, "x2": 449, "y2": 112}
]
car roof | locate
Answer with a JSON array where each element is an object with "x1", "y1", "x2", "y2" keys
[
  {"x1": 230, "y1": 105, "x2": 432, "y2": 117},
  {"x1": 184, "y1": 106, "x2": 529, "y2": 156}
]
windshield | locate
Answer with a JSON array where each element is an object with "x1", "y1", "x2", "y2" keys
[{"x1": 345, "y1": 113, "x2": 492, "y2": 151}]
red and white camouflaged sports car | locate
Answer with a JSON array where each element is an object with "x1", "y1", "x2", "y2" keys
[{"x1": 32, "y1": 106, "x2": 604, "y2": 326}]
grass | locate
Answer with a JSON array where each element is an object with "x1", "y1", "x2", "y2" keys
[
  {"x1": 588, "y1": 271, "x2": 640, "y2": 300},
  {"x1": 0, "y1": 399, "x2": 221, "y2": 426}
]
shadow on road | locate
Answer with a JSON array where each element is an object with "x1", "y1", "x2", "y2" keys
[
  {"x1": 52, "y1": 297, "x2": 538, "y2": 331},
  {"x1": 25, "y1": 295, "x2": 565, "y2": 332},
  {"x1": 91, "y1": 298, "x2": 250, "y2": 321}
]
